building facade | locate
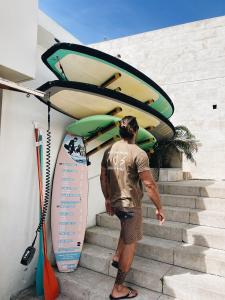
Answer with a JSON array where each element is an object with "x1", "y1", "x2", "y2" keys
[{"x1": 0, "y1": 1, "x2": 225, "y2": 298}]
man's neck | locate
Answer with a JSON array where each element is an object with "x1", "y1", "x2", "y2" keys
[{"x1": 122, "y1": 137, "x2": 135, "y2": 144}]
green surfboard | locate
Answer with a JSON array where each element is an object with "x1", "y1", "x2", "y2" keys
[{"x1": 66, "y1": 115, "x2": 156, "y2": 152}]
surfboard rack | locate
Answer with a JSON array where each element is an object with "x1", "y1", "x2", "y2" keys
[
  {"x1": 100, "y1": 72, "x2": 121, "y2": 88},
  {"x1": 114, "y1": 87, "x2": 121, "y2": 92},
  {"x1": 0, "y1": 77, "x2": 45, "y2": 98},
  {"x1": 106, "y1": 106, "x2": 122, "y2": 116},
  {"x1": 145, "y1": 126, "x2": 155, "y2": 132},
  {"x1": 145, "y1": 99, "x2": 155, "y2": 105}
]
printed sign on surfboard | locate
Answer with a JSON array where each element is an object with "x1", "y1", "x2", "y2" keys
[{"x1": 51, "y1": 134, "x2": 88, "y2": 272}]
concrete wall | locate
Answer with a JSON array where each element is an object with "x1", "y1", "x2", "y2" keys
[
  {"x1": 0, "y1": 0, "x2": 38, "y2": 81},
  {"x1": 0, "y1": 7, "x2": 81, "y2": 300},
  {"x1": 90, "y1": 16, "x2": 225, "y2": 180}
]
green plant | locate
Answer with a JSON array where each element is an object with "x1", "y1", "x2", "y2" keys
[{"x1": 150, "y1": 125, "x2": 200, "y2": 180}]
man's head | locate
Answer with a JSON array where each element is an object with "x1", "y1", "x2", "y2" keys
[{"x1": 119, "y1": 116, "x2": 139, "y2": 140}]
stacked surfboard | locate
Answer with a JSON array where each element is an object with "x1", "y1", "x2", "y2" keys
[{"x1": 36, "y1": 43, "x2": 175, "y2": 273}]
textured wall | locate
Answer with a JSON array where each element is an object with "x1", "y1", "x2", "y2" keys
[{"x1": 90, "y1": 16, "x2": 225, "y2": 180}]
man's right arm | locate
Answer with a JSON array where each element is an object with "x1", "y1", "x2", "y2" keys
[{"x1": 139, "y1": 170, "x2": 165, "y2": 224}]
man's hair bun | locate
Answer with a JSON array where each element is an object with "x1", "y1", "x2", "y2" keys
[{"x1": 119, "y1": 116, "x2": 139, "y2": 139}]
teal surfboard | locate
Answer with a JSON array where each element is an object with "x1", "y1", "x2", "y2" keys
[{"x1": 42, "y1": 43, "x2": 174, "y2": 118}]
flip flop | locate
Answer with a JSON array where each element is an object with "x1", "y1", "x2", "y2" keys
[
  {"x1": 111, "y1": 260, "x2": 119, "y2": 269},
  {"x1": 109, "y1": 287, "x2": 138, "y2": 299}
]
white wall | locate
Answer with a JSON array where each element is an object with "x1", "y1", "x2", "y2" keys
[
  {"x1": 38, "y1": 11, "x2": 81, "y2": 49},
  {"x1": 0, "y1": 7, "x2": 82, "y2": 300},
  {"x1": 87, "y1": 148, "x2": 106, "y2": 227},
  {"x1": 0, "y1": 0, "x2": 38, "y2": 81},
  {"x1": 90, "y1": 16, "x2": 225, "y2": 180}
]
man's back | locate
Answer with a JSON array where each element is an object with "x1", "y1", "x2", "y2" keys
[{"x1": 101, "y1": 140, "x2": 150, "y2": 208}]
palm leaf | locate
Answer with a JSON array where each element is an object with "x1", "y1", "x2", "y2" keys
[{"x1": 152, "y1": 125, "x2": 200, "y2": 166}]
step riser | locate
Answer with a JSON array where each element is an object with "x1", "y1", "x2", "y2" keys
[
  {"x1": 97, "y1": 214, "x2": 186, "y2": 242},
  {"x1": 109, "y1": 264, "x2": 163, "y2": 292},
  {"x1": 80, "y1": 245, "x2": 171, "y2": 293},
  {"x1": 190, "y1": 211, "x2": 225, "y2": 228},
  {"x1": 58, "y1": 267, "x2": 161, "y2": 300},
  {"x1": 143, "y1": 194, "x2": 196, "y2": 209},
  {"x1": 86, "y1": 227, "x2": 225, "y2": 277},
  {"x1": 183, "y1": 228, "x2": 225, "y2": 251},
  {"x1": 159, "y1": 296, "x2": 178, "y2": 300},
  {"x1": 80, "y1": 248, "x2": 112, "y2": 275},
  {"x1": 164, "y1": 281, "x2": 225, "y2": 300},
  {"x1": 143, "y1": 205, "x2": 225, "y2": 228},
  {"x1": 97, "y1": 213, "x2": 225, "y2": 251},
  {"x1": 58, "y1": 277, "x2": 91, "y2": 300},
  {"x1": 85, "y1": 229, "x2": 175, "y2": 264},
  {"x1": 143, "y1": 206, "x2": 190, "y2": 224},
  {"x1": 144, "y1": 194, "x2": 225, "y2": 211},
  {"x1": 174, "y1": 246, "x2": 225, "y2": 277},
  {"x1": 158, "y1": 184, "x2": 225, "y2": 199},
  {"x1": 163, "y1": 266, "x2": 225, "y2": 300},
  {"x1": 143, "y1": 221, "x2": 184, "y2": 242},
  {"x1": 196, "y1": 198, "x2": 225, "y2": 210}
]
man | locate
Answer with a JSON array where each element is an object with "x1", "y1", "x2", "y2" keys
[
  {"x1": 100, "y1": 116, "x2": 165, "y2": 299},
  {"x1": 64, "y1": 137, "x2": 78, "y2": 155}
]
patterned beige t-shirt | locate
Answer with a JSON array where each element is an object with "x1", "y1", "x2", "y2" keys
[{"x1": 101, "y1": 140, "x2": 150, "y2": 208}]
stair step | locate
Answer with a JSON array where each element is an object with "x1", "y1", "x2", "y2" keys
[
  {"x1": 97, "y1": 213, "x2": 188, "y2": 242},
  {"x1": 189, "y1": 209, "x2": 225, "y2": 228},
  {"x1": 183, "y1": 224, "x2": 225, "y2": 251},
  {"x1": 174, "y1": 243, "x2": 225, "y2": 277},
  {"x1": 159, "y1": 296, "x2": 180, "y2": 300},
  {"x1": 97, "y1": 213, "x2": 225, "y2": 250},
  {"x1": 86, "y1": 226, "x2": 225, "y2": 277},
  {"x1": 11, "y1": 286, "x2": 68, "y2": 300},
  {"x1": 196, "y1": 197, "x2": 225, "y2": 210},
  {"x1": 143, "y1": 204, "x2": 225, "y2": 228},
  {"x1": 80, "y1": 243, "x2": 172, "y2": 292},
  {"x1": 58, "y1": 267, "x2": 162, "y2": 299},
  {"x1": 85, "y1": 226, "x2": 179, "y2": 264},
  {"x1": 163, "y1": 266, "x2": 225, "y2": 300},
  {"x1": 143, "y1": 204, "x2": 190, "y2": 223},
  {"x1": 143, "y1": 194, "x2": 196, "y2": 209},
  {"x1": 157, "y1": 180, "x2": 225, "y2": 198},
  {"x1": 144, "y1": 193, "x2": 225, "y2": 211}
]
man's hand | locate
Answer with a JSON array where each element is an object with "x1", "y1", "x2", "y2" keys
[
  {"x1": 105, "y1": 199, "x2": 114, "y2": 216},
  {"x1": 156, "y1": 208, "x2": 165, "y2": 225}
]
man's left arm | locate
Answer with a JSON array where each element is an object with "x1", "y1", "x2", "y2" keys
[{"x1": 100, "y1": 167, "x2": 114, "y2": 216}]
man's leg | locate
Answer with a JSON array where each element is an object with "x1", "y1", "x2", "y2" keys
[
  {"x1": 112, "y1": 234, "x2": 124, "y2": 263},
  {"x1": 111, "y1": 241, "x2": 137, "y2": 298}
]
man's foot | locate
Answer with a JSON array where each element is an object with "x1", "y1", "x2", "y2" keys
[{"x1": 110, "y1": 286, "x2": 138, "y2": 299}]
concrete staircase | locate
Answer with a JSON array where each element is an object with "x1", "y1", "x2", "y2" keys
[{"x1": 14, "y1": 180, "x2": 225, "y2": 299}]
